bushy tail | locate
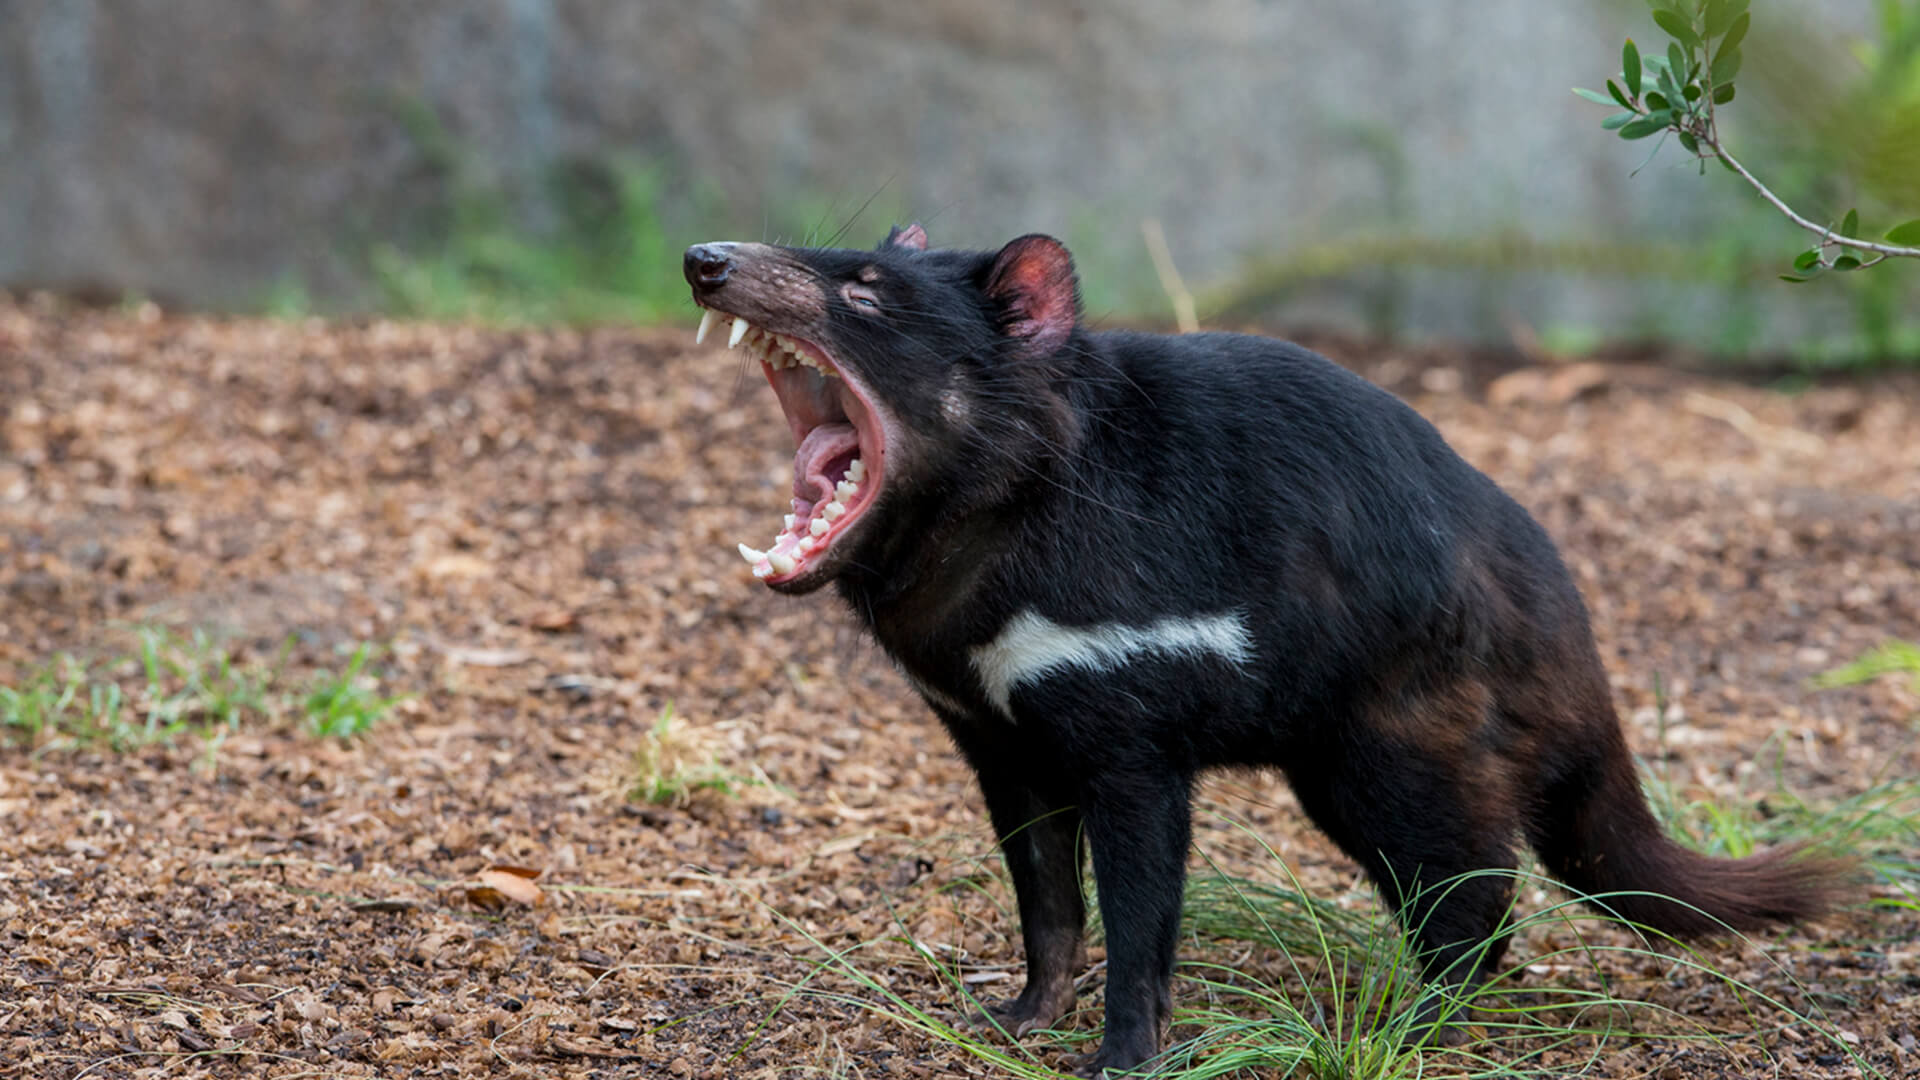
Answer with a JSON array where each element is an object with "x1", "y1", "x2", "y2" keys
[{"x1": 1529, "y1": 738, "x2": 1853, "y2": 938}]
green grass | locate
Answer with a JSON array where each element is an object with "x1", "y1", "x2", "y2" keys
[
  {"x1": 0, "y1": 629, "x2": 400, "y2": 752},
  {"x1": 752, "y1": 746, "x2": 1913, "y2": 1080},
  {"x1": 627, "y1": 703, "x2": 762, "y2": 806},
  {"x1": 301, "y1": 642, "x2": 405, "y2": 738},
  {"x1": 1813, "y1": 639, "x2": 1920, "y2": 698},
  {"x1": 760, "y1": 834, "x2": 1889, "y2": 1079}
]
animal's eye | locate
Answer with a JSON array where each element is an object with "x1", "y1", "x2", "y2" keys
[{"x1": 842, "y1": 284, "x2": 882, "y2": 312}]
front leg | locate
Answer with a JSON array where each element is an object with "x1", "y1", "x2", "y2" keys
[
  {"x1": 1076, "y1": 765, "x2": 1193, "y2": 1077},
  {"x1": 975, "y1": 770, "x2": 1087, "y2": 1037}
]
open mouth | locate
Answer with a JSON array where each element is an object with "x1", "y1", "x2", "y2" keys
[{"x1": 695, "y1": 308, "x2": 886, "y2": 587}]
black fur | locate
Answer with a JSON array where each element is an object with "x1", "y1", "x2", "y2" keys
[{"x1": 682, "y1": 231, "x2": 1846, "y2": 1077}]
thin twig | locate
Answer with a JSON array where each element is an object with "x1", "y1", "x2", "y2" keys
[
  {"x1": 1141, "y1": 218, "x2": 1200, "y2": 333},
  {"x1": 1702, "y1": 136, "x2": 1920, "y2": 260}
]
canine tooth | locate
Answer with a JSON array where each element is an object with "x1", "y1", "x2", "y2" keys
[
  {"x1": 835, "y1": 480, "x2": 858, "y2": 500},
  {"x1": 697, "y1": 309, "x2": 720, "y2": 345},
  {"x1": 728, "y1": 317, "x2": 750, "y2": 348},
  {"x1": 809, "y1": 517, "x2": 830, "y2": 536},
  {"x1": 768, "y1": 551, "x2": 796, "y2": 574},
  {"x1": 846, "y1": 459, "x2": 865, "y2": 481},
  {"x1": 784, "y1": 514, "x2": 796, "y2": 530},
  {"x1": 737, "y1": 542, "x2": 766, "y2": 565},
  {"x1": 823, "y1": 500, "x2": 846, "y2": 520}
]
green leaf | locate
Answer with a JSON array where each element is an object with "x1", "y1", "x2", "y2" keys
[
  {"x1": 1573, "y1": 87, "x2": 1616, "y2": 105},
  {"x1": 1668, "y1": 42, "x2": 1690, "y2": 83},
  {"x1": 1778, "y1": 274, "x2": 1810, "y2": 283},
  {"x1": 1657, "y1": 67, "x2": 1683, "y2": 106},
  {"x1": 1683, "y1": 82, "x2": 1702, "y2": 101},
  {"x1": 1602, "y1": 111, "x2": 1639, "y2": 130},
  {"x1": 1710, "y1": 47, "x2": 1742, "y2": 85},
  {"x1": 1792, "y1": 249, "x2": 1822, "y2": 272},
  {"x1": 1608, "y1": 78, "x2": 1635, "y2": 109},
  {"x1": 1677, "y1": 130, "x2": 1700, "y2": 153},
  {"x1": 1703, "y1": 0, "x2": 1733, "y2": 37},
  {"x1": 1624, "y1": 39, "x2": 1642, "y2": 96},
  {"x1": 1713, "y1": 82, "x2": 1736, "y2": 105},
  {"x1": 1841, "y1": 209, "x2": 1859, "y2": 238},
  {"x1": 1832, "y1": 255, "x2": 1862, "y2": 271},
  {"x1": 1646, "y1": 91, "x2": 1671, "y2": 111},
  {"x1": 1718, "y1": 12, "x2": 1749, "y2": 55},
  {"x1": 1885, "y1": 218, "x2": 1920, "y2": 244},
  {"x1": 1653, "y1": 9, "x2": 1701, "y2": 49},
  {"x1": 1619, "y1": 116, "x2": 1668, "y2": 140}
]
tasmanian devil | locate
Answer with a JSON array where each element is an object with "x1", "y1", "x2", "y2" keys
[{"x1": 680, "y1": 226, "x2": 1846, "y2": 1076}]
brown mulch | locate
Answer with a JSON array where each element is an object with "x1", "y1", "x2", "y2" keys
[{"x1": 1, "y1": 300, "x2": 1916, "y2": 1079}]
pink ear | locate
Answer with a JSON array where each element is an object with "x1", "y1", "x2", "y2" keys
[
  {"x1": 884, "y1": 223, "x2": 929, "y2": 251},
  {"x1": 985, "y1": 235, "x2": 1078, "y2": 355}
]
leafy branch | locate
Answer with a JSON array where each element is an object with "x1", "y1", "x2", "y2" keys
[{"x1": 1576, "y1": 0, "x2": 1920, "y2": 281}]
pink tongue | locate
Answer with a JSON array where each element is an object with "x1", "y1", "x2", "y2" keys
[{"x1": 794, "y1": 423, "x2": 859, "y2": 503}]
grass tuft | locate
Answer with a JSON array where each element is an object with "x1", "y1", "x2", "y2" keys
[
  {"x1": 1, "y1": 629, "x2": 399, "y2": 752},
  {"x1": 301, "y1": 642, "x2": 405, "y2": 738},
  {"x1": 1813, "y1": 639, "x2": 1920, "y2": 697},
  {"x1": 755, "y1": 781, "x2": 1906, "y2": 1080},
  {"x1": 627, "y1": 703, "x2": 757, "y2": 806}
]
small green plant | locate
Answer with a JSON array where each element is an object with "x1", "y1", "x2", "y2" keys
[
  {"x1": 301, "y1": 642, "x2": 403, "y2": 738},
  {"x1": 1, "y1": 629, "x2": 399, "y2": 751},
  {"x1": 628, "y1": 703, "x2": 754, "y2": 805},
  {"x1": 361, "y1": 98, "x2": 712, "y2": 326},
  {"x1": 1577, "y1": 0, "x2": 1920, "y2": 279},
  {"x1": 1813, "y1": 638, "x2": 1920, "y2": 696},
  {"x1": 0, "y1": 655, "x2": 123, "y2": 747}
]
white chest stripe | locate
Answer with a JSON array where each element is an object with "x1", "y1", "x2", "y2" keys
[{"x1": 969, "y1": 610, "x2": 1255, "y2": 719}]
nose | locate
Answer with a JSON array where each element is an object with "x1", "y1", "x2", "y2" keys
[{"x1": 683, "y1": 242, "x2": 737, "y2": 290}]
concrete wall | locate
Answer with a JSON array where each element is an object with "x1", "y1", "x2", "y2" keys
[{"x1": 0, "y1": 0, "x2": 1879, "y2": 338}]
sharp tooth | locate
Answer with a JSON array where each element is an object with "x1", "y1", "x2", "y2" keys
[
  {"x1": 822, "y1": 500, "x2": 846, "y2": 520},
  {"x1": 768, "y1": 551, "x2": 796, "y2": 574},
  {"x1": 737, "y1": 542, "x2": 766, "y2": 565},
  {"x1": 846, "y1": 459, "x2": 865, "y2": 481},
  {"x1": 697, "y1": 309, "x2": 720, "y2": 345},
  {"x1": 753, "y1": 563, "x2": 773, "y2": 579},
  {"x1": 835, "y1": 480, "x2": 858, "y2": 500},
  {"x1": 783, "y1": 514, "x2": 796, "y2": 530},
  {"x1": 728, "y1": 317, "x2": 750, "y2": 348},
  {"x1": 809, "y1": 517, "x2": 830, "y2": 536}
]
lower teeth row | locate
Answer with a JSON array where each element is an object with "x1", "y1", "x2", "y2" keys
[{"x1": 735, "y1": 458, "x2": 865, "y2": 576}]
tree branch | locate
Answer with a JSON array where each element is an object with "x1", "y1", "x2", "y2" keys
[{"x1": 1701, "y1": 134, "x2": 1920, "y2": 260}]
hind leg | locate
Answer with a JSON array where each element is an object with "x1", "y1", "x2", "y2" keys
[{"x1": 1283, "y1": 722, "x2": 1519, "y2": 1040}]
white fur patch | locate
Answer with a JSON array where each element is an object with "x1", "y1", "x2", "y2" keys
[{"x1": 969, "y1": 609, "x2": 1255, "y2": 719}]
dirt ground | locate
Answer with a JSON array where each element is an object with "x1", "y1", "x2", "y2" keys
[{"x1": 1, "y1": 299, "x2": 1917, "y2": 1079}]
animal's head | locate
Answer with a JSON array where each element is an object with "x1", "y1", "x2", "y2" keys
[{"x1": 683, "y1": 227, "x2": 1082, "y2": 594}]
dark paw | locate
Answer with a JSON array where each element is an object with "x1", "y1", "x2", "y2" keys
[
  {"x1": 974, "y1": 989, "x2": 1071, "y2": 1040},
  {"x1": 1068, "y1": 1040, "x2": 1158, "y2": 1078}
]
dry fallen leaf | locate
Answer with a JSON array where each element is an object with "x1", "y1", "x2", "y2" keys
[
  {"x1": 422, "y1": 553, "x2": 493, "y2": 578},
  {"x1": 475, "y1": 867, "x2": 544, "y2": 907},
  {"x1": 529, "y1": 609, "x2": 579, "y2": 632},
  {"x1": 464, "y1": 885, "x2": 510, "y2": 913}
]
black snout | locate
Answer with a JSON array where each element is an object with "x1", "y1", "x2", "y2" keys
[{"x1": 684, "y1": 242, "x2": 736, "y2": 291}]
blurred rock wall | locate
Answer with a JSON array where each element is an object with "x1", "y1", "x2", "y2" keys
[{"x1": 0, "y1": 0, "x2": 1875, "y2": 336}]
